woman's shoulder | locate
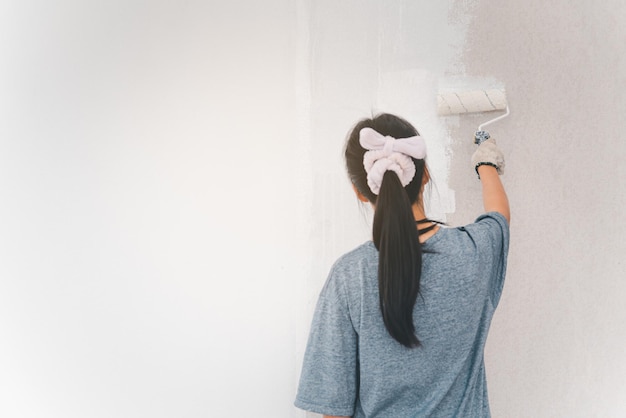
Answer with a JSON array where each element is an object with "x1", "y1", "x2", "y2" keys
[
  {"x1": 318, "y1": 241, "x2": 377, "y2": 309},
  {"x1": 324, "y1": 241, "x2": 378, "y2": 292},
  {"x1": 423, "y1": 212, "x2": 509, "y2": 253},
  {"x1": 456, "y1": 212, "x2": 509, "y2": 240},
  {"x1": 436, "y1": 212, "x2": 508, "y2": 236},
  {"x1": 332, "y1": 241, "x2": 377, "y2": 272}
]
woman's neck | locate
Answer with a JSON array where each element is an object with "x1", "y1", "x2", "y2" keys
[
  {"x1": 412, "y1": 203, "x2": 427, "y2": 222},
  {"x1": 412, "y1": 203, "x2": 439, "y2": 243}
]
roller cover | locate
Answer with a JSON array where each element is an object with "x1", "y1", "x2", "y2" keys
[{"x1": 437, "y1": 89, "x2": 507, "y2": 115}]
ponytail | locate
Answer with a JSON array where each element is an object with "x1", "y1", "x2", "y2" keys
[
  {"x1": 344, "y1": 113, "x2": 428, "y2": 348},
  {"x1": 373, "y1": 167, "x2": 423, "y2": 348}
]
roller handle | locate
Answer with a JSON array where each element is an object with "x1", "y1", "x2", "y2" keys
[
  {"x1": 474, "y1": 130, "x2": 491, "y2": 145},
  {"x1": 475, "y1": 105, "x2": 510, "y2": 144}
]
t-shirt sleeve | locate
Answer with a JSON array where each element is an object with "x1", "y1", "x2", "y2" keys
[
  {"x1": 294, "y1": 263, "x2": 358, "y2": 416},
  {"x1": 472, "y1": 212, "x2": 510, "y2": 307}
]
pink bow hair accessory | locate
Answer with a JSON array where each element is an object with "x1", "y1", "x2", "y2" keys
[
  {"x1": 359, "y1": 127, "x2": 427, "y2": 160},
  {"x1": 358, "y1": 127, "x2": 427, "y2": 195}
]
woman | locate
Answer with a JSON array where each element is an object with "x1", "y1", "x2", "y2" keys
[{"x1": 295, "y1": 113, "x2": 510, "y2": 417}]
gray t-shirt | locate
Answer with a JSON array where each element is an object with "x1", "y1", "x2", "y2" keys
[{"x1": 295, "y1": 212, "x2": 509, "y2": 417}]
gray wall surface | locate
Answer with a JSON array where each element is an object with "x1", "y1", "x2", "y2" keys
[{"x1": 450, "y1": 1, "x2": 626, "y2": 416}]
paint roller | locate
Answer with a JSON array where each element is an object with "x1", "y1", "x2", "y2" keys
[{"x1": 437, "y1": 88, "x2": 510, "y2": 144}]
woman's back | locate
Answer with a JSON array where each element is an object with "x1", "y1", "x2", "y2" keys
[
  {"x1": 295, "y1": 113, "x2": 510, "y2": 417},
  {"x1": 295, "y1": 213, "x2": 509, "y2": 417}
]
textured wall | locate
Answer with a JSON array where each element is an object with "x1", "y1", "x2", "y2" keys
[{"x1": 449, "y1": 1, "x2": 626, "y2": 416}]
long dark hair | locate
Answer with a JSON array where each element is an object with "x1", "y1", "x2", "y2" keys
[{"x1": 345, "y1": 113, "x2": 427, "y2": 348}]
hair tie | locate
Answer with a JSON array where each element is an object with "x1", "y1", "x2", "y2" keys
[{"x1": 359, "y1": 127, "x2": 427, "y2": 195}]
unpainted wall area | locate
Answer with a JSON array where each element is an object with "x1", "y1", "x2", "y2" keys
[{"x1": 447, "y1": 1, "x2": 626, "y2": 416}]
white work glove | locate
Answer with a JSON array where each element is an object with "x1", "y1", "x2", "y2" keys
[{"x1": 471, "y1": 138, "x2": 505, "y2": 177}]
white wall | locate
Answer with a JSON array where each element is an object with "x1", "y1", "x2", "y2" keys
[
  {"x1": 0, "y1": 1, "x2": 302, "y2": 417},
  {"x1": 2, "y1": 1, "x2": 625, "y2": 417}
]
